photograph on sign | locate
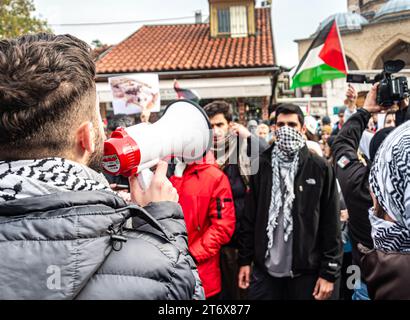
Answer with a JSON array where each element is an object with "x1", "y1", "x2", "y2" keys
[{"x1": 109, "y1": 74, "x2": 160, "y2": 115}]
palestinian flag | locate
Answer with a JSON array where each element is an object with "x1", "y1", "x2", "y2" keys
[
  {"x1": 291, "y1": 19, "x2": 348, "y2": 89},
  {"x1": 174, "y1": 80, "x2": 200, "y2": 103}
]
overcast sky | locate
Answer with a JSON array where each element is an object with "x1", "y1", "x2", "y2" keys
[{"x1": 33, "y1": 0, "x2": 347, "y2": 68}]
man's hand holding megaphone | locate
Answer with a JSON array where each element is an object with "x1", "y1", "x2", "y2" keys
[
  {"x1": 129, "y1": 161, "x2": 179, "y2": 207},
  {"x1": 103, "y1": 100, "x2": 213, "y2": 205}
]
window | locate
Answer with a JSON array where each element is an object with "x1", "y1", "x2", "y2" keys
[
  {"x1": 217, "y1": 5, "x2": 248, "y2": 36},
  {"x1": 230, "y1": 6, "x2": 248, "y2": 37},
  {"x1": 217, "y1": 8, "x2": 231, "y2": 33}
]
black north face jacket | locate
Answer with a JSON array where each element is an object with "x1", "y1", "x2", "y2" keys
[{"x1": 238, "y1": 145, "x2": 342, "y2": 283}]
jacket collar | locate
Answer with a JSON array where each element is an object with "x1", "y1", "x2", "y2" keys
[{"x1": 0, "y1": 190, "x2": 127, "y2": 217}]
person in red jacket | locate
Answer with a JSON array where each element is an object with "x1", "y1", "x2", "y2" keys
[{"x1": 170, "y1": 152, "x2": 236, "y2": 299}]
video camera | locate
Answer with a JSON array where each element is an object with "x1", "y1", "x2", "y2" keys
[{"x1": 347, "y1": 60, "x2": 409, "y2": 108}]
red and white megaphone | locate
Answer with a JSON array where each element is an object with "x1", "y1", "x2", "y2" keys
[{"x1": 102, "y1": 100, "x2": 212, "y2": 186}]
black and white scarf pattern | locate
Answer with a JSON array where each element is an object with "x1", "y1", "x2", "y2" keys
[
  {"x1": 266, "y1": 126, "x2": 305, "y2": 256},
  {"x1": 369, "y1": 121, "x2": 410, "y2": 252},
  {"x1": 369, "y1": 208, "x2": 410, "y2": 252},
  {"x1": 211, "y1": 133, "x2": 251, "y2": 186},
  {"x1": 0, "y1": 158, "x2": 112, "y2": 202}
]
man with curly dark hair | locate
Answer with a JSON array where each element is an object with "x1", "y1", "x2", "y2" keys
[{"x1": 0, "y1": 33, "x2": 203, "y2": 300}]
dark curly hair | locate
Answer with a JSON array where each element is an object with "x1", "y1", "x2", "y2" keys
[
  {"x1": 0, "y1": 33, "x2": 96, "y2": 160},
  {"x1": 274, "y1": 104, "x2": 305, "y2": 127},
  {"x1": 203, "y1": 100, "x2": 233, "y2": 122}
]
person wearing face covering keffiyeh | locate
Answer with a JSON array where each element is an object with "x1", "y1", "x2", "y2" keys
[
  {"x1": 267, "y1": 126, "x2": 305, "y2": 247},
  {"x1": 238, "y1": 104, "x2": 342, "y2": 301},
  {"x1": 361, "y1": 120, "x2": 410, "y2": 300}
]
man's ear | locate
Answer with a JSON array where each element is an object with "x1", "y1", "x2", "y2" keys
[
  {"x1": 75, "y1": 122, "x2": 95, "y2": 158},
  {"x1": 301, "y1": 124, "x2": 307, "y2": 135}
]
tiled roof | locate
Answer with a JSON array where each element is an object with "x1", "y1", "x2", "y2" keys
[
  {"x1": 91, "y1": 44, "x2": 113, "y2": 61},
  {"x1": 96, "y1": 8, "x2": 275, "y2": 74}
]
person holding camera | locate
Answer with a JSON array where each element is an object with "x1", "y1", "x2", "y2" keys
[
  {"x1": 348, "y1": 60, "x2": 409, "y2": 126},
  {"x1": 0, "y1": 34, "x2": 203, "y2": 300},
  {"x1": 331, "y1": 83, "x2": 398, "y2": 300}
]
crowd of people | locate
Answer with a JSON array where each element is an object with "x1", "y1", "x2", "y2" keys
[{"x1": 0, "y1": 33, "x2": 409, "y2": 300}]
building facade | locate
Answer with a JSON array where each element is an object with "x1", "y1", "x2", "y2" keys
[{"x1": 96, "y1": 0, "x2": 277, "y2": 124}]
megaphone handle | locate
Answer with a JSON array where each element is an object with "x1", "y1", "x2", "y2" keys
[
  {"x1": 136, "y1": 158, "x2": 160, "y2": 191},
  {"x1": 137, "y1": 158, "x2": 160, "y2": 173},
  {"x1": 137, "y1": 169, "x2": 154, "y2": 191}
]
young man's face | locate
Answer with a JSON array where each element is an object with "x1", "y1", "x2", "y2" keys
[
  {"x1": 274, "y1": 113, "x2": 304, "y2": 134},
  {"x1": 209, "y1": 113, "x2": 230, "y2": 144}
]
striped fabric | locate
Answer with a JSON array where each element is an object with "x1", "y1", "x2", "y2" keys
[
  {"x1": 369, "y1": 210, "x2": 410, "y2": 252},
  {"x1": 266, "y1": 126, "x2": 305, "y2": 256},
  {"x1": 369, "y1": 121, "x2": 410, "y2": 252}
]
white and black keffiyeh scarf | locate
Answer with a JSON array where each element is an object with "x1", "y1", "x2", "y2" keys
[
  {"x1": 0, "y1": 158, "x2": 112, "y2": 202},
  {"x1": 211, "y1": 133, "x2": 252, "y2": 186},
  {"x1": 266, "y1": 126, "x2": 305, "y2": 257},
  {"x1": 369, "y1": 121, "x2": 410, "y2": 252},
  {"x1": 369, "y1": 208, "x2": 410, "y2": 252}
]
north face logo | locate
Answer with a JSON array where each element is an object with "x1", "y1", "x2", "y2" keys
[{"x1": 306, "y1": 179, "x2": 316, "y2": 185}]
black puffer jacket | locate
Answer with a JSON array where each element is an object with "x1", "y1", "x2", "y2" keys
[
  {"x1": 331, "y1": 109, "x2": 374, "y2": 262},
  {"x1": 0, "y1": 191, "x2": 203, "y2": 300}
]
